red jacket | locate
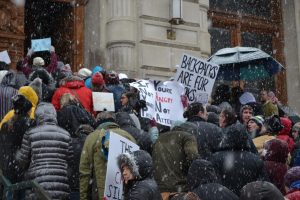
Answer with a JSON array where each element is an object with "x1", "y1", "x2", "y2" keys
[
  {"x1": 52, "y1": 77, "x2": 93, "y2": 113},
  {"x1": 285, "y1": 189, "x2": 300, "y2": 200},
  {"x1": 277, "y1": 117, "x2": 295, "y2": 152}
]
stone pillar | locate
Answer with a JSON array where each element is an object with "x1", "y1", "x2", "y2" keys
[
  {"x1": 199, "y1": 0, "x2": 211, "y2": 57},
  {"x1": 106, "y1": 0, "x2": 137, "y2": 77}
]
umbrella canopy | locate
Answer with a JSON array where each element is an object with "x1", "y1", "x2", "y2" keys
[{"x1": 208, "y1": 47, "x2": 285, "y2": 81}]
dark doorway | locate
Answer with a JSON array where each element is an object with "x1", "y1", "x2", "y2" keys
[{"x1": 24, "y1": 0, "x2": 74, "y2": 66}]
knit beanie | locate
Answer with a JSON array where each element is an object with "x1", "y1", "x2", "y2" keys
[
  {"x1": 78, "y1": 68, "x2": 92, "y2": 79},
  {"x1": 33, "y1": 57, "x2": 45, "y2": 67},
  {"x1": 239, "y1": 92, "x2": 256, "y2": 105},
  {"x1": 91, "y1": 72, "x2": 105, "y2": 86},
  {"x1": 284, "y1": 167, "x2": 300, "y2": 187},
  {"x1": 248, "y1": 115, "x2": 264, "y2": 128}
]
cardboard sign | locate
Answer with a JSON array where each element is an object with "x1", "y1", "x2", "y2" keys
[
  {"x1": 0, "y1": 50, "x2": 11, "y2": 64},
  {"x1": 31, "y1": 38, "x2": 51, "y2": 52},
  {"x1": 104, "y1": 132, "x2": 139, "y2": 200},
  {"x1": 130, "y1": 80, "x2": 185, "y2": 126},
  {"x1": 175, "y1": 53, "x2": 220, "y2": 103},
  {"x1": 92, "y1": 92, "x2": 115, "y2": 111}
]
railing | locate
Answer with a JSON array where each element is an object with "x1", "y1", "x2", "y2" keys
[{"x1": 0, "y1": 169, "x2": 51, "y2": 200}]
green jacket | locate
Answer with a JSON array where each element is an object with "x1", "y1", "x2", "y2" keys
[
  {"x1": 79, "y1": 122, "x2": 136, "y2": 200},
  {"x1": 152, "y1": 127, "x2": 199, "y2": 193}
]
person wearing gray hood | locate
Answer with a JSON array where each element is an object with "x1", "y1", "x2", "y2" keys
[{"x1": 16, "y1": 102, "x2": 71, "y2": 200}]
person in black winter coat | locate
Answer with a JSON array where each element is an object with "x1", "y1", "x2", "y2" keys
[
  {"x1": 187, "y1": 159, "x2": 238, "y2": 200},
  {"x1": 0, "y1": 94, "x2": 34, "y2": 184},
  {"x1": 180, "y1": 102, "x2": 223, "y2": 159},
  {"x1": 209, "y1": 122, "x2": 265, "y2": 195},
  {"x1": 240, "y1": 181, "x2": 285, "y2": 200},
  {"x1": 116, "y1": 112, "x2": 152, "y2": 154},
  {"x1": 57, "y1": 93, "x2": 96, "y2": 135},
  {"x1": 117, "y1": 150, "x2": 162, "y2": 200}
]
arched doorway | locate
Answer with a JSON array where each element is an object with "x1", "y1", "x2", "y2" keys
[{"x1": 24, "y1": 0, "x2": 85, "y2": 71}]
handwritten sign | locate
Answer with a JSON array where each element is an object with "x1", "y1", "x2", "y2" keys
[
  {"x1": 92, "y1": 92, "x2": 115, "y2": 111},
  {"x1": 104, "y1": 132, "x2": 139, "y2": 200},
  {"x1": 130, "y1": 80, "x2": 185, "y2": 126},
  {"x1": 0, "y1": 51, "x2": 11, "y2": 64},
  {"x1": 175, "y1": 53, "x2": 220, "y2": 103},
  {"x1": 31, "y1": 38, "x2": 51, "y2": 52}
]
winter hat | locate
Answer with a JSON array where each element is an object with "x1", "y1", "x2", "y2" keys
[
  {"x1": 29, "y1": 78, "x2": 43, "y2": 101},
  {"x1": 240, "y1": 181, "x2": 284, "y2": 200},
  {"x1": 29, "y1": 68, "x2": 52, "y2": 85},
  {"x1": 118, "y1": 73, "x2": 128, "y2": 80},
  {"x1": 0, "y1": 70, "x2": 8, "y2": 84},
  {"x1": 92, "y1": 65, "x2": 104, "y2": 74},
  {"x1": 12, "y1": 94, "x2": 32, "y2": 115},
  {"x1": 239, "y1": 92, "x2": 256, "y2": 105},
  {"x1": 105, "y1": 70, "x2": 119, "y2": 84},
  {"x1": 33, "y1": 57, "x2": 45, "y2": 67},
  {"x1": 91, "y1": 72, "x2": 105, "y2": 86},
  {"x1": 264, "y1": 139, "x2": 288, "y2": 163},
  {"x1": 57, "y1": 61, "x2": 65, "y2": 71},
  {"x1": 78, "y1": 68, "x2": 92, "y2": 79},
  {"x1": 285, "y1": 167, "x2": 300, "y2": 187},
  {"x1": 18, "y1": 86, "x2": 39, "y2": 107},
  {"x1": 278, "y1": 117, "x2": 292, "y2": 136},
  {"x1": 248, "y1": 115, "x2": 264, "y2": 128}
]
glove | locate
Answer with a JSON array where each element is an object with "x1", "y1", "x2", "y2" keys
[
  {"x1": 27, "y1": 48, "x2": 33, "y2": 57},
  {"x1": 181, "y1": 95, "x2": 189, "y2": 108},
  {"x1": 50, "y1": 45, "x2": 55, "y2": 53}
]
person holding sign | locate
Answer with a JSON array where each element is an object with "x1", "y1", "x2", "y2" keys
[
  {"x1": 21, "y1": 45, "x2": 58, "y2": 77},
  {"x1": 117, "y1": 150, "x2": 161, "y2": 200}
]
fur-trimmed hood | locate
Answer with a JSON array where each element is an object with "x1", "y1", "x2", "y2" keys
[{"x1": 117, "y1": 150, "x2": 153, "y2": 180}]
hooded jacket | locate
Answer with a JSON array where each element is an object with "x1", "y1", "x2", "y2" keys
[
  {"x1": 116, "y1": 112, "x2": 152, "y2": 154},
  {"x1": 210, "y1": 123, "x2": 265, "y2": 195},
  {"x1": 263, "y1": 139, "x2": 289, "y2": 194},
  {"x1": 240, "y1": 181, "x2": 285, "y2": 200},
  {"x1": 79, "y1": 122, "x2": 136, "y2": 200},
  {"x1": 117, "y1": 150, "x2": 161, "y2": 200},
  {"x1": 187, "y1": 159, "x2": 238, "y2": 200},
  {"x1": 16, "y1": 103, "x2": 71, "y2": 200},
  {"x1": 0, "y1": 71, "x2": 18, "y2": 121},
  {"x1": 51, "y1": 76, "x2": 93, "y2": 113},
  {"x1": 0, "y1": 85, "x2": 38, "y2": 129},
  {"x1": 152, "y1": 126, "x2": 199, "y2": 193},
  {"x1": 277, "y1": 117, "x2": 294, "y2": 153}
]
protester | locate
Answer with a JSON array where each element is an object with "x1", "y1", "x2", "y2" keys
[
  {"x1": 239, "y1": 91, "x2": 263, "y2": 116},
  {"x1": 79, "y1": 111, "x2": 136, "y2": 200},
  {"x1": 51, "y1": 75, "x2": 93, "y2": 113},
  {"x1": 260, "y1": 89, "x2": 279, "y2": 117},
  {"x1": 57, "y1": 93, "x2": 95, "y2": 136},
  {"x1": 84, "y1": 66, "x2": 104, "y2": 89},
  {"x1": 152, "y1": 122, "x2": 199, "y2": 199},
  {"x1": 247, "y1": 115, "x2": 265, "y2": 139},
  {"x1": 187, "y1": 159, "x2": 239, "y2": 200},
  {"x1": 263, "y1": 139, "x2": 289, "y2": 194},
  {"x1": 240, "y1": 181, "x2": 285, "y2": 200},
  {"x1": 14, "y1": 60, "x2": 29, "y2": 89},
  {"x1": 21, "y1": 46, "x2": 58, "y2": 77},
  {"x1": 0, "y1": 71, "x2": 18, "y2": 121},
  {"x1": 291, "y1": 122, "x2": 300, "y2": 166},
  {"x1": 0, "y1": 85, "x2": 38, "y2": 129},
  {"x1": 117, "y1": 150, "x2": 162, "y2": 200},
  {"x1": 15, "y1": 103, "x2": 71, "y2": 199},
  {"x1": 239, "y1": 105, "x2": 254, "y2": 126},
  {"x1": 180, "y1": 102, "x2": 223, "y2": 159},
  {"x1": 284, "y1": 166, "x2": 300, "y2": 199},
  {"x1": 210, "y1": 120, "x2": 265, "y2": 195},
  {"x1": 276, "y1": 117, "x2": 295, "y2": 153},
  {"x1": 91, "y1": 72, "x2": 109, "y2": 92}
]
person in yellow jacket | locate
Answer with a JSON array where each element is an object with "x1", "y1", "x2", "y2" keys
[
  {"x1": 0, "y1": 86, "x2": 38, "y2": 129},
  {"x1": 79, "y1": 112, "x2": 137, "y2": 200}
]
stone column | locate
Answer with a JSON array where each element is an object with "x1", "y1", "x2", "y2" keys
[
  {"x1": 106, "y1": 0, "x2": 137, "y2": 77},
  {"x1": 199, "y1": 0, "x2": 211, "y2": 57}
]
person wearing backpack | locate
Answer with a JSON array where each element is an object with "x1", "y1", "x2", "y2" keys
[{"x1": 79, "y1": 112, "x2": 136, "y2": 200}]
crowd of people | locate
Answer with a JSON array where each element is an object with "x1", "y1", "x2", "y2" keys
[{"x1": 0, "y1": 47, "x2": 300, "y2": 200}]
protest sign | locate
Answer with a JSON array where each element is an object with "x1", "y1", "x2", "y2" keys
[
  {"x1": 92, "y1": 92, "x2": 115, "y2": 111},
  {"x1": 104, "y1": 132, "x2": 139, "y2": 200},
  {"x1": 175, "y1": 53, "x2": 220, "y2": 103},
  {"x1": 31, "y1": 38, "x2": 51, "y2": 52},
  {"x1": 0, "y1": 50, "x2": 11, "y2": 64},
  {"x1": 130, "y1": 80, "x2": 185, "y2": 126}
]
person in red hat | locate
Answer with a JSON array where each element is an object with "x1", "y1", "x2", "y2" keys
[{"x1": 91, "y1": 72, "x2": 109, "y2": 92}]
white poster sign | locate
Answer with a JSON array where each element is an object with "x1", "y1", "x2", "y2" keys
[
  {"x1": 104, "y1": 132, "x2": 139, "y2": 200},
  {"x1": 130, "y1": 80, "x2": 185, "y2": 126},
  {"x1": 31, "y1": 38, "x2": 51, "y2": 52},
  {"x1": 0, "y1": 50, "x2": 11, "y2": 64},
  {"x1": 92, "y1": 92, "x2": 115, "y2": 111},
  {"x1": 175, "y1": 54, "x2": 220, "y2": 103}
]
